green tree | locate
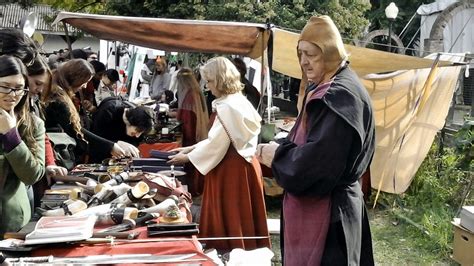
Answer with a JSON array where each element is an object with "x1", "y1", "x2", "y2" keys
[
  {"x1": 105, "y1": 0, "x2": 370, "y2": 40},
  {"x1": 37, "y1": 0, "x2": 105, "y2": 13},
  {"x1": 27, "y1": 0, "x2": 371, "y2": 40}
]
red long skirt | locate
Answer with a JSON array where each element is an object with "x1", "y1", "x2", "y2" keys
[{"x1": 198, "y1": 146, "x2": 271, "y2": 252}]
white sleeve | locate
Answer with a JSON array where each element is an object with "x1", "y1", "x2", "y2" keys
[{"x1": 187, "y1": 118, "x2": 230, "y2": 175}]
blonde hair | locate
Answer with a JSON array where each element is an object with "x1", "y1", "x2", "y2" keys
[{"x1": 200, "y1": 57, "x2": 243, "y2": 95}]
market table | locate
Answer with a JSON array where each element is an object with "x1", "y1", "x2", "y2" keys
[{"x1": 31, "y1": 225, "x2": 215, "y2": 265}]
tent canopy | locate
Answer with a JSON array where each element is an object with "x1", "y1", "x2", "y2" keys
[
  {"x1": 53, "y1": 12, "x2": 454, "y2": 77},
  {"x1": 53, "y1": 12, "x2": 270, "y2": 59}
]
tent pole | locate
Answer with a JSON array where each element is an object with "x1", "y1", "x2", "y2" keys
[
  {"x1": 259, "y1": 29, "x2": 270, "y2": 124},
  {"x1": 62, "y1": 22, "x2": 73, "y2": 59}
]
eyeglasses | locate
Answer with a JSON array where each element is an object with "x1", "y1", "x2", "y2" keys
[{"x1": 0, "y1": 86, "x2": 29, "y2": 96}]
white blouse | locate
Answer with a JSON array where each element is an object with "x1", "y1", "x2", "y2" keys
[{"x1": 188, "y1": 93, "x2": 261, "y2": 175}]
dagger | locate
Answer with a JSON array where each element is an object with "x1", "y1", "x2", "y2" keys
[{"x1": 97, "y1": 212, "x2": 158, "y2": 233}]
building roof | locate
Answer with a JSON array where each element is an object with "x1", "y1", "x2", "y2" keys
[{"x1": 0, "y1": 3, "x2": 74, "y2": 34}]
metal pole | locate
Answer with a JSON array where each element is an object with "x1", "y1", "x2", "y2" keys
[{"x1": 388, "y1": 20, "x2": 392, "y2": 52}]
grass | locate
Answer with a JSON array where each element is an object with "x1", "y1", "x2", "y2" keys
[
  {"x1": 369, "y1": 207, "x2": 455, "y2": 265},
  {"x1": 265, "y1": 196, "x2": 458, "y2": 265}
]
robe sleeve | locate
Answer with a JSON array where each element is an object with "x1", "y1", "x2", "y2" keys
[
  {"x1": 45, "y1": 135, "x2": 56, "y2": 166},
  {"x1": 187, "y1": 117, "x2": 230, "y2": 175},
  {"x1": 272, "y1": 106, "x2": 356, "y2": 196},
  {"x1": 5, "y1": 118, "x2": 46, "y2": 185}
]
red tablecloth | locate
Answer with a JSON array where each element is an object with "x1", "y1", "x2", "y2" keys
[
  {"x1": 138, "y1": 142, "x2": 180, "y2": 158},
  {"x1": 32, "y1": 226, "x2": 215, "y2": 265}
]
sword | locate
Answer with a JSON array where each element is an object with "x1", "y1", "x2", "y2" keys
[
  {"x1": 4, "y1": 253, "x2": 199, "y2": 264},
  {"x1": 83, "y1": 235, "x2": 270, "y2": 245}
]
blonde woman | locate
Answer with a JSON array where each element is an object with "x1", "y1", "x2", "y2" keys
[{"x1": 169, "y1": 57, "x2": 270, "y2": 252}]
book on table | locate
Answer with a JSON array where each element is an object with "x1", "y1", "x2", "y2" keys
[{"x1": 24, "y1": 215, "x2": 97, "y2": 245}]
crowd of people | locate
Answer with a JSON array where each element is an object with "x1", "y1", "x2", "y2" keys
[{"x1": 0, "y1": 14, "x2": 376, "y2": 265}]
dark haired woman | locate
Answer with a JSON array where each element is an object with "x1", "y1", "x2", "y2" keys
[
  {"x1": 27, "y1": 56, "x2": 68, "y2": 207},
  {"x1": 0, "y1": 55, "x2": 45, "y2": 238}
]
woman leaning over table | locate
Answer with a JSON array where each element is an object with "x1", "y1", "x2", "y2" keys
[
  {"x1": 168, "y1": 56, "x2": 270, "y2": 253},
  {"x1": 0, "y1": 55, "x2": 45, "y2": 239},
  {"x1": 42, "y1": 59, "x2": 139, "y2": 164}
]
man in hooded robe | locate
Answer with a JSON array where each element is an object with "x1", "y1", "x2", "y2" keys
[{"x1": 258, "y1": 16, "x2": 375, "y2": 265}]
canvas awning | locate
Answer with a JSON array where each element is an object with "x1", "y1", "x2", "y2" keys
[
  {"x1": 53, "y1": 12, "x2": 270, "y2": 59},
  {"x1": 272, "y1": 28, "x2": 455, "y2": 78},
  {"x1": 53, "y1": 12, "x2": 454, "y2": 78}
]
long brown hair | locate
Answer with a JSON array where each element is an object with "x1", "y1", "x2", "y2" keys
[
  {"x1": 176, "y1": 67, "x2": 208, "y2": 143},
  {"x1": 0, "y1": 55, "x2": 39, "y2": 156},
  {"x1": 45, "y1": 59, "x2": 94, "y2": 139},
  {"x1": 27, "y1": 55, "x2": 51, "y2": 120}
]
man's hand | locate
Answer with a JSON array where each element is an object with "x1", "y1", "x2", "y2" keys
[
  {"x1": 82, "y1": 100, "x2": 96, "y2": 113},
  {"x1": 256, "y1": 142, "x2": 280, "y2": 168},
  {"x1": 116, "y1": 140, "x2": 140, "y2": 158}
]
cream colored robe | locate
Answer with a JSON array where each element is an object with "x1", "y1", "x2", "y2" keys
[{"x1": 188, "y1": 92, "x2": 261, "y2": 175}]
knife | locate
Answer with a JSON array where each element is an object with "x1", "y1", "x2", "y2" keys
[{"x1": 97, "y1": 212, "x2": 158, "y2": 233}]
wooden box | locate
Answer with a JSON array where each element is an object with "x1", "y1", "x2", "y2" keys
[{"x1": 452, "y1": 219, "x2": 474, "y2": 265}]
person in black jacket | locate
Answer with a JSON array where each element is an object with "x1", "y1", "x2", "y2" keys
[
  {"x1": 89, "y1": 97, "x2": 154, "y2": 163},
  {"x1": 257, "y1": 16, "x2": 375, "y2": 266},
  {"x1": 232, "y1": 57, "x2": 260, "y2": 110}
]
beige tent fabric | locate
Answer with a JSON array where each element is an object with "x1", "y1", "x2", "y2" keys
[
  {"x1": 272, "y1": 28, "x2": 453, "y2": 78},
  {"x1": 363, "y1": 54, "x2": 463, "y2": 194}
]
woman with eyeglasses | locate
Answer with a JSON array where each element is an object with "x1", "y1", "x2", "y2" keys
[{"x1": 0, "y1": 55, "x2": 46, "y2": 239}]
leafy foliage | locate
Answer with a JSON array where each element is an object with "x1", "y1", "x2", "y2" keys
[
  {"x1": 38, "y1": 0, "x2": 106, "y2": 13},
  {"x1": 374, "y1": 127, "x2": 473, "y2": 257},
  {"x1": 105, "y1": 0, "x2": 370, "y2": 40}
]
